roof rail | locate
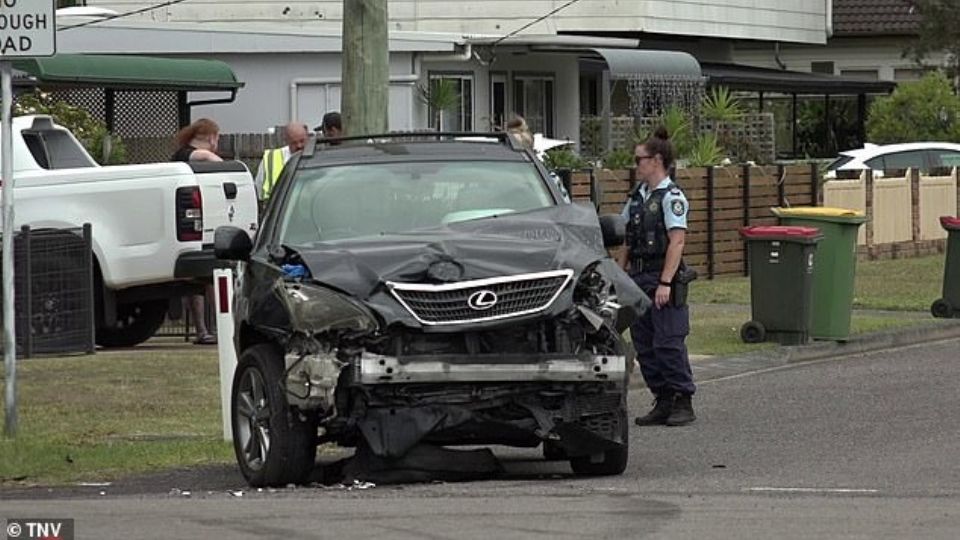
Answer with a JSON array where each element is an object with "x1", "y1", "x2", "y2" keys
[{"x1": 304, "y1": 131, "x2": 524, "y2": 157}]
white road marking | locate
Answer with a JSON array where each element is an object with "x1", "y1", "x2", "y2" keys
[{"x1": 748, "y1": 487, "x2": 879, "y2": 494}]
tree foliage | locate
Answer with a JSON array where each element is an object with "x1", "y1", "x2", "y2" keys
[
  {"x1": 866, "y1": 72, "x2": 960, "y2": 144},
  {"x1": 903, "y1": 0, "x2": 960, "y2": 84},
  {"x1": 14, "y1": 91, "x2": 127, "y2": 164}
]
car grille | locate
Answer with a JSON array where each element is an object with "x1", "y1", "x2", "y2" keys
[{"x1": 387, "y1": 269, "x2": 574, "y2": 325}]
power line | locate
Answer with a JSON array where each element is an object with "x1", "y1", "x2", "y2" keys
[
  {"x1": 59, "y1": 0, "x2": 192, "y2": 31},
  {"x1": 491, "y1": 0, "x2": 586, "y2": 48}
]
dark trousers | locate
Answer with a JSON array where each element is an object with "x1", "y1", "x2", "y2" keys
[{"x1": 629, "y1": 272, "x2": 696, "y2": 396}]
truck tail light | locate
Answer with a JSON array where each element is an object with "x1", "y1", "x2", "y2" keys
[{"x1": 176, "y1": 186, "x2": 203, "y2": 242}]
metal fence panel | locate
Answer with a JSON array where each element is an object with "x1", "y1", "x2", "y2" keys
[{"x1": 2, "y1": 225, "x2": 95, "y2": 357}]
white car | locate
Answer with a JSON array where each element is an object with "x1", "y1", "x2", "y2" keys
[
  {"x1": 3, "y1": 115, "x2": 258, "y2": 347},
  {"x1": 827, "y1": 142, "x2": 960, "y2": 178}
]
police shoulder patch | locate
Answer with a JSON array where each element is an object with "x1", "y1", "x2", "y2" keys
[{"x1": 671, "y1": 199, "x2": 685, "y2": 216}]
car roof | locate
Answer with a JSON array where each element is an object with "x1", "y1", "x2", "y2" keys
[
  {"x1": 839, "y1": 142, "x2": 960, "y2": 160},
  {"x1": 300, "y1": 132, "x2": 532, "y2": 168}
]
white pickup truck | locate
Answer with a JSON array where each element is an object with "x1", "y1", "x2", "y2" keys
[{"x1": 3, "y1": 115, "x2": 258, "y2": 347}]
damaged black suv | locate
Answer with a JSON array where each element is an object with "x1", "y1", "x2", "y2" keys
[{"x1": 214, "y1": 132, "x2": 650, "y2": 486}]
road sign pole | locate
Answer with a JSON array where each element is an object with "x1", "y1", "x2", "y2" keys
[
  {"x1": 1, "y1": 0, "x2": 57, "y2": 437},
  {"x1": 2, "y1": 60, "x2": 17, "y2": 437}
]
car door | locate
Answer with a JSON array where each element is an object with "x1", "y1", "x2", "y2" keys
[{"x1": 925, "y1": 149, "x2": 960, "y2": 170}]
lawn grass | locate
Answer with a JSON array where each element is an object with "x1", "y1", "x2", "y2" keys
[
  {"x1": 690, "y1": 254, "x2": 945, "y2": 312},
  {"x1": 686, "y1": 305, "x2": 934, "y2": 357},
  {"x1": 0, "y1": 351, "x2": 233, "y2": 485}
]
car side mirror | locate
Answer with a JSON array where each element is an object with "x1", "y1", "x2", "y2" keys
[
  {"x1": 598, "y1": 214, "x2": 626, "y2": 248},
  {"x1": 215, "y1": 226, "x2": 253, "y2": 261}
]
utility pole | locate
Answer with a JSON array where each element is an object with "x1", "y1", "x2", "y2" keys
[{"x1": 341, "y1": 0, "x2": 389, "y2": 136}]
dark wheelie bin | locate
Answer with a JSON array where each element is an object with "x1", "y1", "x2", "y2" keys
[
  {"x1": 739, "y1": 226, "x2": 823, "y2": 345},
  {"x1": 932, "y1": 216, "x2": 960, "y2": 318}
]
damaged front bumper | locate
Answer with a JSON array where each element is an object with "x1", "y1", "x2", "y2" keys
[{"x1": 357, "y1": 352, "x2": 626, "y2": 384}]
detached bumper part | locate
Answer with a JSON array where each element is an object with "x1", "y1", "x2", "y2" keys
[{"x1": 357, "y1": 353, "x2": 627, "y2": 384}]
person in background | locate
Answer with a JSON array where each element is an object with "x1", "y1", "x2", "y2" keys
[
  {"x1": 171, "y1": 118, "x2": 222, "y2": 163},
  {"x1": 619, "y1": 126, "x2": 696, "y2": 426},
  {"x1": 319, "y1": 111, "x2": 343, "y2": 139},
  {"x1": 171, "y1": 118, "x2": 221, "y2": 345},
  {"x1": 506, "y1": 115, "x2": 571, "y2": 203},
  {"x1": 255, "y1": 122, "x2": 309, "y2": 202}
]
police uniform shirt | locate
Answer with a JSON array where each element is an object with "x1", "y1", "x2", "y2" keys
[{"x1": 621, "y1": 177, "x2": 689, "y2": 231}]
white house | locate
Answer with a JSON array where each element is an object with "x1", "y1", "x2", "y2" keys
[
  {"x1": 66, "y1": 0, "x2": 832, "y2": 46},
  {"x1": 732, "y1": 0, "x2": 945, "y2": 82},
  {"x1": 55, "y1": 15, "x2": 658, "y2": 146}
]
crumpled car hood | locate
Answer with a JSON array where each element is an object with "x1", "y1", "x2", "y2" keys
[{"x1": 296, "y1": 204, "x2": 611, "y2": 299}]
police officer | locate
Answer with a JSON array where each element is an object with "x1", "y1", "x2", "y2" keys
[{"x1": 619, "y1": 126, "x2": 696, "y2": 427}]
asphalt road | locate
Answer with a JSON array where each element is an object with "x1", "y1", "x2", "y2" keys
[{"x1": 3, "y1": 338, "x2": 960, "y2": 539}]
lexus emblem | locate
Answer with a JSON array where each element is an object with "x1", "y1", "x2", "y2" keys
[{"x1": 467, "y1": 289, "x2": 498, "y2": 311}]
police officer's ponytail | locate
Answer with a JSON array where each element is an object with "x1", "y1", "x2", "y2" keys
[{"x1": 643, "y1": 126, "x2": 675, "y2": 171}]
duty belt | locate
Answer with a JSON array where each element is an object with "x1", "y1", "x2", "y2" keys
[{"x1": 631, "y1": 257, "x2": 665, "y2": 273}]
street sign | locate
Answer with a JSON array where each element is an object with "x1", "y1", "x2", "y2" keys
[{"x1": 0, "y1": 0, "x2": 56, "y2": 58}]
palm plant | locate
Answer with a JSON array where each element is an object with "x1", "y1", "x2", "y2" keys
[
  {"x1": 687, "y1": 132, "x2": 725, "y2": 167},
  {"x1": 418, "y1": 79, "x2": 460, "y2": 131},
  {"x1": 702, "y1": 86, "x2": 743, "y2": 123}
]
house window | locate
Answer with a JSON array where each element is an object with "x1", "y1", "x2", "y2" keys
[
  {"x1": 811, "y1": 61, "x2": 835, "y2": 75},
  {"x1": 428, "y1": 74, "x2": 473, "y2": 131},
  {"x1": 579, "y1": 74, "x2": 599, "y2": 116},
  {"x1": 513, "y1": 75, "x2": 555, "y2": 136},
  {"x1": 840, "y1": 69, "x2": 879, "y2": 81},
  {"x1": 490, "y1": 73, "x2": 507, "y2": 131},
  {"x1": 894, "y1": 67, "x2": 936, "y2": 81}
]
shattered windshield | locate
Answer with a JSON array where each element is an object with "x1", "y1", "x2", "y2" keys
[{"x1": 278, "y1": 160, "x2": 555, "y2": 244}]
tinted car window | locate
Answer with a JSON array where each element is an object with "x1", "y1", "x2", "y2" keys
[
  {"x1": 827, "y1": 156, "x2": 854, "y2": 171},
  {"x1": 279, "y1": 160, "x2": 554, "y2": 244},
  {"x1": 928, "y1": 150, "x2": 960, "y2": 168},
  {"x1": 869, "y1": 150, "x2": 927, "y2": 171}
]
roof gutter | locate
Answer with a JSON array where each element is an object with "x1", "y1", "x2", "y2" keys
[
  {"x1": 187, "y1": 88, "x2": 239, "y2": 109},
  {"x1": 826, "y1": 0, "x2": 833, "y2": 39}
]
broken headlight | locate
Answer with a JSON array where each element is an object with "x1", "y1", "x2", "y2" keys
[
  {"x1": 280, "y1": 282, "x2": 379, "y2": 335},
  {"x1": 573, "y1": 263, "x2": 621, "y2": 331}
]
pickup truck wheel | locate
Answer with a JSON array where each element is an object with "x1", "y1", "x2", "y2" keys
[
  {"x1": 28, "y1": 251, "x2": 81, "y2": 349},
  {"x1": 95, "y1": 300, "x2": 167, "y2": 348},
  {"x1": 569, "y1": 404, "x2": 629, "y2": 476},
  {"x1": 232, "y1": 344, "x2": 317, "y2": 487}
]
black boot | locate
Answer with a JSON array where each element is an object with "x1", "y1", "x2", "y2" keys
[
  {"x1": 665, "y1": 394, "x2": 696, "y2": 426},
  {"x1": 634, "y1": 392, "x2": 674, "y2": 426}
]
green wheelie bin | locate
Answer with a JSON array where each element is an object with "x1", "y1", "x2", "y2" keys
[
  {"x1": 932, "y1": 216, "x2": 960, "y2": 318},
  {"x1": 739, "y1": 225, "x2": 823, "y2": 345},
  {"x1": 771, "y1": 207, "x2": 867, "y2": 341}
]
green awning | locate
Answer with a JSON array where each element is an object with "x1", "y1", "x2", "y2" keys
[{"x1": 12, "y1": 54, "x2": 243, "y2": 91}]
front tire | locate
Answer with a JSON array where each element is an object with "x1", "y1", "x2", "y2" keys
[
  {"x1": 232, "y1": 344, "x2": 317, "y2": 487},
  {"x1": 569, "y1": 404, "x2": 629, "y2": 476},
  {"x1": 95, "y1": 300, "x2": 167, "y2": 348}
]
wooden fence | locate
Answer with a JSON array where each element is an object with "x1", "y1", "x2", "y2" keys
[{"x1": 565, "y1": 164, "x2": 820, "y2": 278}]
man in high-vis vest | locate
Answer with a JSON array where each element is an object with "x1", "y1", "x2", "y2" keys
[{"x1": 255, "y1": 122, "x2": 309, "y2": 201}]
